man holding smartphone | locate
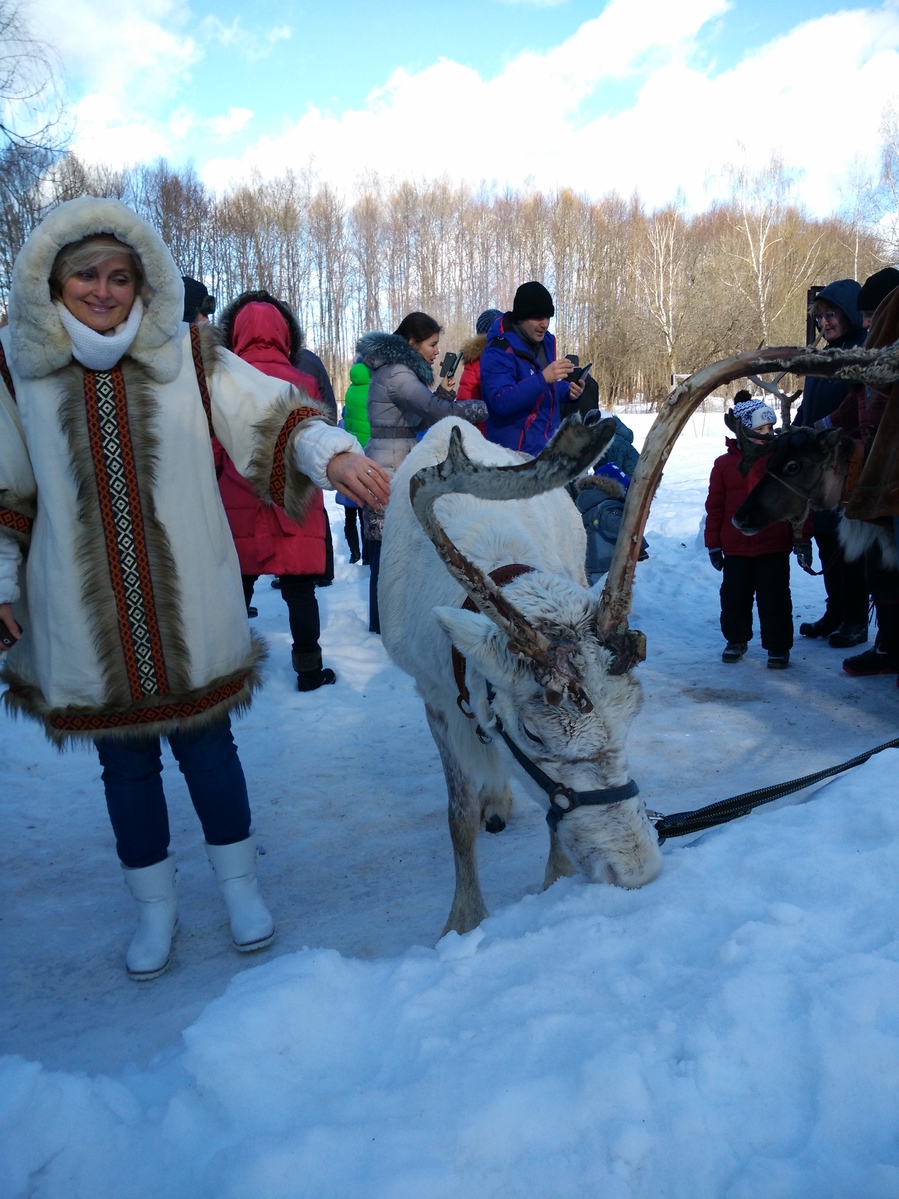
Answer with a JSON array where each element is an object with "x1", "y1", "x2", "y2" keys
[{"x1": 479, "y1": 281, "x2": 584, "y2": 455}]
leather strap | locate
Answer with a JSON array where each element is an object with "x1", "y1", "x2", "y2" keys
[{"x1": 452, "y1": 564, "x2": 535, "y2": 719}]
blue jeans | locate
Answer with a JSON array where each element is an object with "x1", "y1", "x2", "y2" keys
[{"x1": 95, "y1": 719, "x2": 251, "y2": 869}]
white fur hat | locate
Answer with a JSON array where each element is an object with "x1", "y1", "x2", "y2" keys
[{"x1": 8, "y1": 196, "x2": 184, "y2": 383}]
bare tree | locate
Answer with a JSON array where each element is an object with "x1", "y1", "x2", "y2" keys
[{"x1": 0, "y1": 1, "x2": 68, "y2": 154}]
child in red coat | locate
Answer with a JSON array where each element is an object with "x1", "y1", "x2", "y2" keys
[{"x1": 705, "y1": 398, "x2": 796, "y2": 669}]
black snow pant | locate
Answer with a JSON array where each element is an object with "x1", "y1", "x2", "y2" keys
[
  {"x1": 867, "y1": 547, "x2": 899, "y2": 653},
  {"x1": 343, "y1": 507, "x2": 361, "y2": 561},
  {"x1": 812, "y1": 509, "x2": 869, "y2": 626},
  {"x1": 243, "y1": 573, "x2": 324, "y2": 671},
  {"x1": 720, "y1": 552, "x2": 793, "y2": 652}
]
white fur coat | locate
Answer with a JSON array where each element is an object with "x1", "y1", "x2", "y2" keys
[{"x1": 0, "y1": 197, "x2": 357, "y2": 743}]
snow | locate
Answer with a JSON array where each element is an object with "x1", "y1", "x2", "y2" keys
[{"x1": 4, "y1": 412, "x2": 899, "y2": 1198}]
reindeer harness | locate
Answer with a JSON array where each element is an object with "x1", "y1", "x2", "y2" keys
[{"x1": 451, "y1": 564, "x2": 640, "y2": 830}]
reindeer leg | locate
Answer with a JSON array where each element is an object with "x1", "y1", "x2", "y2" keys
[
  {"x1": 543, "y1": 825, "x2": 578, "y2": 889},
  {"x1": 425, "y1": 704, "x2": 490, "y2": 937},
  {"x1": 479, "y1": 782, "x2": 513, "y2": 833}
]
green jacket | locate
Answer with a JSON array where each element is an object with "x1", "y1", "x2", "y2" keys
[{"x1": 344, "y1": 361, "x2": 371, "y2": 447}]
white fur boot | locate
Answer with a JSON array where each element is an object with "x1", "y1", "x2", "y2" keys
[
  {"x1": 205, "y1": 838, "x2": 275, "y2": 952},
  {"x1": 121, "y1": 855, "x2": 178, "y2": 981}
]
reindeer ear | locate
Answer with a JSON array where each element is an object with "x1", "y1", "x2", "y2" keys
[{"x1": 433, "y1": 607, "x2": 518, "y2": 681}]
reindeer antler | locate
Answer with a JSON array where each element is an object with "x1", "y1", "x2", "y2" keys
[
  {"x1": 409, "y1": 416, "x2": 617, "y2": 700},
  {"x1": 597, "y1": 339, "x2": 899, "y2": 638}
]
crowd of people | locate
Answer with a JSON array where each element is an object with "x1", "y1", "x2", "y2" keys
[
  {"x1": 704, "y1": 266, "x2": 899, "y2": 674},
  {"x1": 1, "y1": 192, "x2": 897, "y2": 982}
]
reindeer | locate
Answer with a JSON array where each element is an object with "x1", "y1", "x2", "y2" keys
[
  {"x1": 379, "y1": 415, "x2": 661, "y2": 937},
  {"x1": 378, "y1": 337, "x2": 899, "y2": 939}
]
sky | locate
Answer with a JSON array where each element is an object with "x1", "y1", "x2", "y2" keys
[
  {"x1": 4, "y1": 412, "x2": 899, "y2": 1195},
  {"x1": 29, "y1": 0, "x2": 899, "y2": 217}
]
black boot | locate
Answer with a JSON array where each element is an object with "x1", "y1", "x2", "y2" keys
[
  {"x1": 296, "y1": 668, "x2": 337, "y2": 691},
  {"x1": 842, "y1": 645, "x2": 899, "y2": 676},
  {"x1": 827, "y1": 622, "x2": 868, "y2": 648},
  {"x1": 799, "y1": 612, "x2": 840, "y2": 638},
  {"x1": 292, "y1": 649, "x2": 336, "y2": 692},
  {"x1": 721, "y1": 641, "x2": 747, "y2": 663}
]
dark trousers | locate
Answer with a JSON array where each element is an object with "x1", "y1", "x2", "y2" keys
[
  {"x1": 96, "y1": 719, "x2": 251, "y2": 869},
  {"x1": 368, "y1": 540, "x2": 382, "y2": 634},
  {"x1": 867, "y1": 546, "x2": 899, "y2": 653},
  {"x1": 813, "y1": 509, "x2": 869, "y2": 625},
  {"x1": 343, "y1": 507, "x2": 361, "y2": 561},
  {"x1": 243, "y1": 573, "x2": 322, "y2": 668},
  {"x1": 720, "y1": 552, "x2": 793, "y2": 652}
]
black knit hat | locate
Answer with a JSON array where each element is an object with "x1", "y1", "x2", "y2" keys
[
  {"x1": 511, "y1": 281, "x2": 555, "y2": 321},
  {"x1": 857, "y1": 267, "x2": 899, "y2": 313},
  {"x1": 182, "y1": 276, "x2": 215, "y2": 323}
]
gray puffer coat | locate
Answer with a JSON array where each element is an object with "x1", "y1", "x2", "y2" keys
[{"x1": 357, "y1": 331, "x2": 486, "y2": 474}]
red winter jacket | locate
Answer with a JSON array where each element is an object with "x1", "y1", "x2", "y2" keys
[
  {"x1": 704, "y1": 440, "x2": 794, "y2": 557},
  {"x1": 457, "y1": 333, "x2": 487, "y2": 434},
  {"x1": 216, "y1": 302, "x2": 327, "y2": 576}
]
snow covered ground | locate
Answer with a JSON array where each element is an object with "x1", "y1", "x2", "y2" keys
[{"x1": 3, "y1": 412, "x2": 899, "y2": 1198}]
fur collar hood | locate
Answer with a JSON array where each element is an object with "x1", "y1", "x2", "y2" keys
[
  {"x1": 219, "y1": 289, "x2": 305, "y2": 364},
  {"x1": 356, "y1": 331, "x2": 433, "y2": 386},
  {"x1": 461, "y1": 333, "x2": 487, "y2": 365},
  {"x1": 8, "y1": 196, "x2": 184, "y2": 384},
  {"x1": 573, "y1": 473, "x2": 627, "y2": 502}
]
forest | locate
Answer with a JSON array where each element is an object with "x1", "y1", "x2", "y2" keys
[{"x1": 0, "y1": 146, "x2": 888, "y2": 407}]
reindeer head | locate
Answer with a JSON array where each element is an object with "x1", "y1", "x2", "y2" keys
[
  {"x1": 432, "y1": 573, "x2": 659, "y2": 888},
  {"x1": 733, "y1": 426, "x2": 849, "y2": 532}
]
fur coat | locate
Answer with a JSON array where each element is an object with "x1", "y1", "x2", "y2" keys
[
  {"x1": 357, "y1": 331, "x2": 456, "y2": 473},
  {"x1": 0, "y1": 197, "x2": 357, "y2": 744}
]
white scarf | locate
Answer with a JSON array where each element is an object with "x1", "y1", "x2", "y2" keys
[{"x1": 54, "y1": 297, "x2": 144, "y2": 371}]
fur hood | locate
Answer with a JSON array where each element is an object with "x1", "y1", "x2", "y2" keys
[
  {"x1": 461, "y1": 333, "x2": 487, "y2": 365},
  {"x1": 573, "y1": 473, "x2": 627, "y2": 502},
  {"x1": 8, "y1": 196, "x2": 184, "y2": 384},
  {"x1": 356, "y1": 331, "x2": 433, "y2": 386},
  {"x1": 219, "y1": 289, "x2": 305, "y2": 364}
]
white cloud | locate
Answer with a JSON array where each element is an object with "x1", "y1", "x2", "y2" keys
[
  {"x1": 203, "y1": 0, "x2": 899, "y2": 216},
  {"x1": 199, "y1": 15, "x2": 292, "y2": 62},
  {"x1": 31, "y1": 0, "x2": 199, "y2": 163},
  {"x1": 29, "y1": 0, "x2": 899, "y2": 218},
  {"x1": 206, "y1": 107, "x2": 254, "y2": 140}
]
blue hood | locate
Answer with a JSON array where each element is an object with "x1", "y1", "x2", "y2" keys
[{"x1": 817, "y1": 278, "x2": 863, "y2": 334}]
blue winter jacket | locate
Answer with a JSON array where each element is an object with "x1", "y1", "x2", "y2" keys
[{"x1": 480, "y1": 314, "x2": 571, "y2": 455}]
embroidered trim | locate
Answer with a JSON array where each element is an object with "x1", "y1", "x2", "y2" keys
[
  {"x1": 190, "y1": 322, "x2": 214, "y2": 438},
  {"x1": 41, "y1": 675, "x2": 248, "y2": 733},
  {"x1": 83, "y1": 368, "x2": 170, "y2": 701},
  {"x1": 0, "y1": 506, "x2": 31, "y2": 538},
  {"x1": 270, "y1": 407, "x2": 318, "y2": 507}
]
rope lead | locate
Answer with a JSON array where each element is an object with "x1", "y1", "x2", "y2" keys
[{"x1": 654, "y1": 735, "x2": 899, "y2": 843}]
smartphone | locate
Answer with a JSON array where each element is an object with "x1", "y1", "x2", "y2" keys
[
  {"x1": 439, "y1": 351, "x2": 461, "y2": 379},
  {"x1": 0, "y1": 618, "x2": 19, "y2": 649},
  {"x1": 569, "y1": 362, "x2": 592, "y2": 384}
]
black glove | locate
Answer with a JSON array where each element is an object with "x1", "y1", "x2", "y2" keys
[
  {"x1": 793, "y1": 542, "x2": 814, "y2": 574},
  {"x1": 708, "y1": 548, "x2": 724, "y2": 571}
]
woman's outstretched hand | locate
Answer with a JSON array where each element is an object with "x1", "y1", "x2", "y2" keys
[
  {"x1": 327, "y1": 453, "x2": 391, "y2": 508},
  {"x1": 0, "y1": 602, "x2": 22, "y2": 651}
]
